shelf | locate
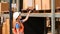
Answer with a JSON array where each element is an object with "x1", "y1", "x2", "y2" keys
[
  {"x1": 21, "y1": 13, "x2": 60, "y2": 17},
  {"x1": 0, "y1": 13, "x2": 60, "y2": 18}
]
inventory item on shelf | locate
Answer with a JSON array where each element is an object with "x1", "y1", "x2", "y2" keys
[
  {"x1": 0, "y1": 2, "x2": 9, "y2": 13},
  {"x1": 12, "y1": 3, "x2": 17, "y2": 12},
  {"x1": 42, "y1": 0, "x2": 50, "y2": 10},
  {"x1": 23, "y1": 0, "x2": 34, "y2": 10},
  {"x1": 35, "y1": 0, "x2": 42, "y2": 10},
  {"x1": 35, "y1": 5, "x2": 38, "y2": 10}
]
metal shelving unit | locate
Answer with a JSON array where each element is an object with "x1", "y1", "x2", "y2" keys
[
  {"x1": 0, "y1": 0, "x2": 57, "y2": 34},
  {"x1": 0, "y1": 13, "x2": 60, "y2": 17},
  {"x1": 51, "y1": 0, "x2": 55, "y2": 34}
]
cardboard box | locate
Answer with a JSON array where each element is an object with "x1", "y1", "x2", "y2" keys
[
  {"x1": 12, "y1": 4, "x2": 17, "y2": 12},
  {"x1": 0, "y1": 2, "x2": 9, "y2": 13},
  {"x1": 35, "y1": 0, "x2": 42, "y2": 10},
  {"x1": 23, "y1": 0, "x2": 34, "y2": 10},
  {"x1": 56, "y1": 0, "x2": 60, "y2": 9},
  {"x1": 23, "y1": 0, "x2": 28, "y2": 10},
  {"x1": 42, "y1": 0, "x2": 51, "y2": 10},
  {"x1": 2, "y1": 19, "x2": 10, "y2": 34}
]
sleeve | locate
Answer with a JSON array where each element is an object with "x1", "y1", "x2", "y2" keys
[
  {"x1": 15, "y1": 23, "x2": 20, "y2": 29},
  {"x1": 20, "y1": 20, "x2": 24, "y2": 23}
]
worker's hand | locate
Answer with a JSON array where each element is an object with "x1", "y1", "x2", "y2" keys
[
  {"x1": 22, "y1": 8, "x2": 32, "y2": 23},
  {"x1": 28, "y1": 10, "x2": 32, "y2": 13}
]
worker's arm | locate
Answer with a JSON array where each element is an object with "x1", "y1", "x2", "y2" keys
[
  {"x1": 20, "y1": 23, "x2": 24, "y2": 32},
  {"x1": 16, "y1": 29, "x2": 20, "y2": 34},
  {"x1": 22, "y1": 10, "x2": 31, "y2": 23},
  {"x1": 12, "y1": 28, "x2": 17, "y2": 34}
]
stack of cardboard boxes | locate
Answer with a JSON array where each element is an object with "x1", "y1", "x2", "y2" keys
[{"x1": 23, "y1": 0, "x2": 50, "y2": 10}]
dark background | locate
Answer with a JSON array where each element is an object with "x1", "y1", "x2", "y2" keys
[{"x1": 22, "y1": 17, "x2": 46, "y2": 34}]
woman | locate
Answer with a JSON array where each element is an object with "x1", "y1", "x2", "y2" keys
[{"x1": 13, "y1": 10, "x2": 31, "y2": 34}]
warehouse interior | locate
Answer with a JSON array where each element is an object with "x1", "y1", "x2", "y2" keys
[{"x1": 0, "y1": 0, "x2": 60, "y2": 34}]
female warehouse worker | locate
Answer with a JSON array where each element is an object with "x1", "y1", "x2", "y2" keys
[{"x1": 13, "y1": 10, "x2": 31, "y2": 34}]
